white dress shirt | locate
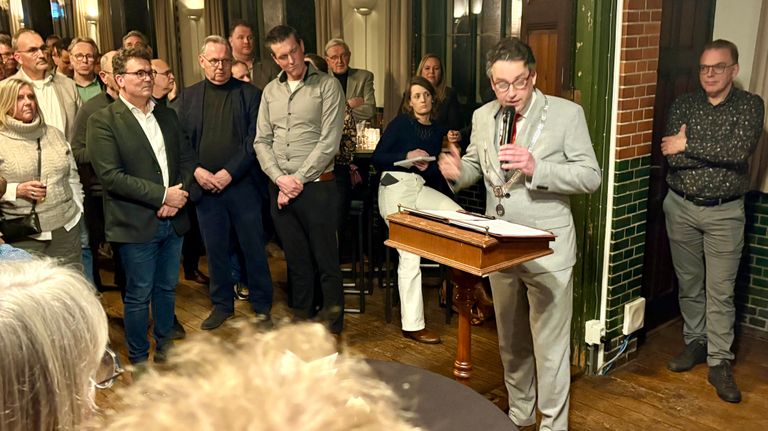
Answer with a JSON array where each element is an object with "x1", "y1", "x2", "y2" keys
[{"x1": 119, "y1": 95, "x2": 170, "y2": 190}]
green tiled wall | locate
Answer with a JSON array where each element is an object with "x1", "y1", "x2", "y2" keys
[
  {"x1": 737, "y1": 191, "x2": 768, "y2": 332},
  {"x1": 605, "y1": 156, "x2": 649, "y2": 358}
]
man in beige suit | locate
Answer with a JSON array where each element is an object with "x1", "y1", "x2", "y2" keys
[
  {"x1": 440, "y1": 38, "x2": 601, "y2": 431},
  {"x1": 12, "y1": 29, "x2": 80, "y2": 141},
  {"x1": 324, "y1": 38, "x2": 376, "y2": 123}
]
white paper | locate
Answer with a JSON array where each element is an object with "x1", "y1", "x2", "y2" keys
[
  {"x1": 419, "y1": 209, "x2": 552, "y2": 237},
  {"x1": 393, "y1": 156, "x2": 436, "y2": 168}
]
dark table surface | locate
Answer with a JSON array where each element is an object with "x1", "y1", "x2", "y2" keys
[{"x1": 367, "y1": 359, "x2": 515, "y2": 430}]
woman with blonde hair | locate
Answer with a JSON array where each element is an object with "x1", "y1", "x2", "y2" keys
[
  {"x1": 414, "y1": 54, "x2": 463, "y2": 131},
  {"x1": 0, "y1": 78, "x2": 83, "y2": 267},
  {"x1": 101, "y1": 323, "x2": 419, "y2": 431},
  {"x1": 0, "y1": 258, "x2": 110, "y2": 431}
]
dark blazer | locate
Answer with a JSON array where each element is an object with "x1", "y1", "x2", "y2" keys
[
  {"x1": 86, "y1": 98, "x2": 196, "y2": 243},
  {"x1": 172, "y1": 78, "x2": 265, "y2": 201}
]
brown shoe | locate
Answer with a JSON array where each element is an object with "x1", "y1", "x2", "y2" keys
[
  {"x1": 402, "y1": 328, "x2": 441, "y2": 344},
  {"x1": 185, "y1": 270, "x2": 210, "y2": 285}
]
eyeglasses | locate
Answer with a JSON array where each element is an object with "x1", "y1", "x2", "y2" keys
[
  {"x1": 17, "y1": 45, "x2": 49, "y2": 56},
  {"x1": 153, "y1": 69, "x2": 173, "y2": 77},
  {"x1": 699, "y1": 63, "x2": 736, "y2": 75},
  {"x1": 91, "y1": 346, "x2": 124, "y2": 389},
  {"x1": 73, "y1": 53, "x2": 95, "y2": 62},
  {"x1": 0, "y1": 53, "x2": 13, "y2": 60},
  {"x1": 493, "y1": 73, "x2": 532, "y2": 92},
  {"x1": 327, "y1": 53, "x2": 349, "y2": 63},
  {"x1": 203, "y1": 57, "x2": 232, "y2": 67},
  {"x1": 121, "y1": 69, "x2": 154, "y2": 80}
]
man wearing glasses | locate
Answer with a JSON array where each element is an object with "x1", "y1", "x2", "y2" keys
[
  {"x1": 87, "y1": 47, "x2": 195, "y2": 367},
  {"x1": 0, "y1": 34, "x2": 17, "y2": 79},
  {"x1": 324, "y1": 38, "x2": 376, "y2": 123},
  {"x1": 11, "y1": 29, "x2": 80, "y2": 140},
  {"x1": 439, "y1": 37, "x2": 601, "y2": 430},
  {"x1": 69, "y1": 37, "x2": 101, "y2": 102},
  {"x1": 661, "y1": 39, "x2": 764, "y2": 404},
  {"x1": 174, "y1": 35, "x2": 273, "y2": 331}
]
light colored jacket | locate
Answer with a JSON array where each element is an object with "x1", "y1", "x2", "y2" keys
[
  {"x1": 11, "y1": 69, "x2": 81, "y2": 141},
  {"x1": 454, "y1": 89, "x2": 602, "y2": 273},
  {"x1": 345, "y1": 68, "x2": 376, "y2": 123}
]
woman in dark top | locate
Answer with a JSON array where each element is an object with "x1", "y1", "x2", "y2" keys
[{"x1": 372, "y1": 76, "x2": 461, "y2": 345}]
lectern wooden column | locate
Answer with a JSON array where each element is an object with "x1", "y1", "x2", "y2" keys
[{"x1": 385, "y1": 211, "x2": 554, "y2": 379}]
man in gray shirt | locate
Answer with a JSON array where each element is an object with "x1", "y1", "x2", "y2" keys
[{"x1": 254, "y1": 25, "x2": 346, "y2": 335}]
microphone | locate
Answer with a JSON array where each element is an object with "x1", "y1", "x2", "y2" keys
[{"x1": 499, "y1": 106, "x2": 516, "y2": 148}]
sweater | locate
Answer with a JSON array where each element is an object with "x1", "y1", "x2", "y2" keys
[{"x1": 0, "y1": 116, "x2": 82, "y2": 233}]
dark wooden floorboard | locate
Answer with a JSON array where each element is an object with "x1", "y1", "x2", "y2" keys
[{"x1": 95, "y1": 253, "x2": 768, "y2": 429}]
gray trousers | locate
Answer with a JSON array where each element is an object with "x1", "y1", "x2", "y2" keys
[
  {"x1": 490, "y1": 266, "x2": 573, "y2": 431},
  {"x1": 663, "y1": 192, "x2": 743, "y2": 366},
  {"x1": 9, "y1": 219, "x2": 83, "y2": 270}
]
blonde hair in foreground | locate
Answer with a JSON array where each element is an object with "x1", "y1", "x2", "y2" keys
[
  {"x1": 0, "y1": 258, "x2": 108, "y2": 431},
  {"x1": 100, "y1": 323, "x2": 421, "y2": 431}
]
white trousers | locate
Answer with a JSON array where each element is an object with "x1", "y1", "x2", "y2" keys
[
  {"x1": 378, "y1": 171, "x2": 461, "y2": 331},
  {"x1": 489, "y1": 266, "x2": 573, "y2": 431}
]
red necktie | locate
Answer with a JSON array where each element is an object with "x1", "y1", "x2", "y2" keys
[{"x1": 509, "y1": 113, "x2": 521, "y2": 145}]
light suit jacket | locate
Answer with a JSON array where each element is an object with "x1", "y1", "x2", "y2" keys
[
  {"x1": 11, "y1": 70, "x2": 80, "y2": 141},
  {"x1": 346, "y1": 68, "x2": 376, "y2": 123},
  {"x1": 454, "y1": 89, "x2": 601, "y2": 273}
]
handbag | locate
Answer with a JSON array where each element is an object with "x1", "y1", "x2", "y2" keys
[{"x1": 0, "y1": 139, "x2": 43, "y2": 242}]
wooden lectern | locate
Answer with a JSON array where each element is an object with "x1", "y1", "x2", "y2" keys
[{"x1": 385, "y1": 210, "x2": 554, "y2": 379}]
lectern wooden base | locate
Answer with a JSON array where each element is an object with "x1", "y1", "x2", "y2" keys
[{"x1": 385, "y1": 211, "x2": 554, "y2": 379}]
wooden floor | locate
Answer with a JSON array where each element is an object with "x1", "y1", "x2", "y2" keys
[{"x1": 96, "y1": 252, "x2": 768, "y2": 429}]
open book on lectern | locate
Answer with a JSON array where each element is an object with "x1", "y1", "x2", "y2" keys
[{"x1": 399, "y1": 208, "x2": 554, "y2": 238}]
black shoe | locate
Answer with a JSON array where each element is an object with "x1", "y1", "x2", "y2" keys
[
  {"x1": 708, "y1": 362, "x2": 742, "y2": 403},
  {"x1": 252, "y1": 312, "x2": 273, "y2": 330},
  {"x1": 201, "y1": 309, "x2": 234, "y2": 330},
  {"x1": 234, "y1": 282, "x2": 249, "y2": 300},
  {"x1": 154, "y1": 348, "x2": 170, "y2": 364},
  {"x1": 667, "y1": 340, "x2": 707, "y2": 372},
  {"x1": 171, "y1": 316, "x2": 186, "y2": 340}
]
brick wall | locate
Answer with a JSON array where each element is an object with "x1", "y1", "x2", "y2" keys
[
  {"x1": 737, "y1": 192, "x2": 768, "y2": 333},
  {"x1": 603, "y1": 0, "x2": 662, "y2": 365}
]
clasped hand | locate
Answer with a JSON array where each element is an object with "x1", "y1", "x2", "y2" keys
[
  {"x1": 194, "y1": 167, "x2": 232, "y2": 193},
  {"x1": 158, "y1": 183, "x2": 188, "y2": 218}
]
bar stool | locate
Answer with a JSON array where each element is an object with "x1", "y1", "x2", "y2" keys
[{"x1": 343, "y1": 199, "x2": 366, "y2": 313}]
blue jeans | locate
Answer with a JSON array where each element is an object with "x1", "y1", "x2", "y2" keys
[
  {"x1": 117, "y1": 220, "x2": 183, "y2": 363},
  {"x1": 80, "y1": 222, "x2": 94, "y2": 282}
]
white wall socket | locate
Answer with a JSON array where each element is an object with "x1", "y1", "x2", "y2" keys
[
  {"x1": 622, "y1": 297, "x2": 646, "y2": 335},
  {"x1": 585, "y1": 319, "x2": 605, "y2": 345}
]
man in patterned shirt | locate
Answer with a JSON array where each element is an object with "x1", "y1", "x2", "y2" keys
[{"x1": 661, "y1": 39, "x2": 764, "y2": 403}]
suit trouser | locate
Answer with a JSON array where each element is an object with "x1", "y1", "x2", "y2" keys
[
  {"x1": 270, "y1": 180, "x2": 344, "y2": 333},
  {"x1": 196, "y1": 178, "x2": 273, "y2": 314},
  {"x1": 490, "y1": 266, "x2": 573, "y2": 431},
  {"x1": 377, "y1": 172, "x2": 461, "y2": 331},
  {"x1": 663, "y1": 191, "x2": 743, "y2": 366}
]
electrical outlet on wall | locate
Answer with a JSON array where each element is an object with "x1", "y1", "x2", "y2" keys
[
  {"x1": 585, "y1": 320, "x2": 605, "y2": 345},
  {"x1": 622, "y1": 297, "x2": 646, "y2": 335}
]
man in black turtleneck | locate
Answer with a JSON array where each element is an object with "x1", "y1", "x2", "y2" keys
[{"x1": 174, "y1": 35, "x2": 273, "y2": 331}]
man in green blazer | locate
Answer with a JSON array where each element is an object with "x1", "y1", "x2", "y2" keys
[{"x1": 87, "y1": 47, "x2": 195, "y2": 366}]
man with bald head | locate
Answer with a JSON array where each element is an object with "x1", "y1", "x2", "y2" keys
[
  {"x1": 71, "y1": 50, "x2": 118, "y2": 289},
  {"x1": 12, "y1": 29, "x2": 80, "y2": 140},
  {"x1": 175, "y1": 35, "x2": 273, "y2": 330},
  {"x1": 151, "y1": 58, "x2": 177, "y2": 104}
]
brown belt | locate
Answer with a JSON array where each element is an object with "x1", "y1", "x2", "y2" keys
[{"x1": 314, "y1": 171, "x2": 335, "y2": 182}]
